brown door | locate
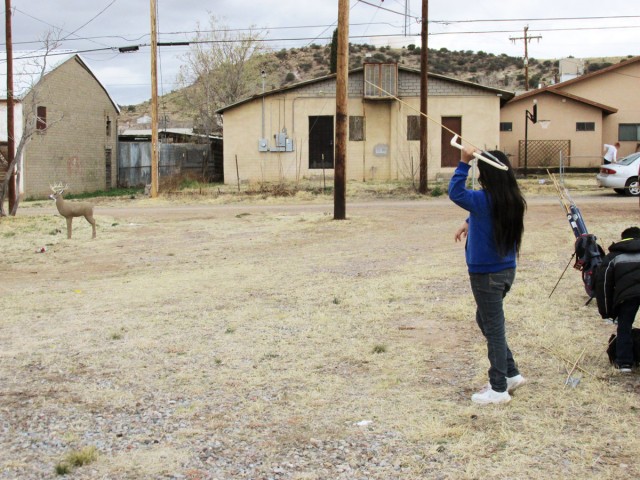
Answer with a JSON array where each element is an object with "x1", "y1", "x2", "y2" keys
[
  {"x1": 105, "y1": 148, "x2": 112, "y2": 189},
  {"x1": 441, "y1": 117, "x2": 462, "y2": 167},
  {"x1": 309, "y1": 116, "x2": 334, "y2": 169}
]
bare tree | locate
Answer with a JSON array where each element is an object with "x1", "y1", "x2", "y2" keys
[
  {"x1": 175, "y1": 15, "x2": 265, "y2": 137},
  {"x1": 1, "y1": 31, "x2": 64, "y2": 216}
]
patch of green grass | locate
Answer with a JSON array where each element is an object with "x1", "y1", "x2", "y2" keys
[
  {"x1": 180, "y1": 178, "x2": 203, "y2": 189},
  {"x1": 225, "y1": 327, "x2": 236, "y2": 334},
  {"x1": 372, "y1": 344, "x2": 387, "y2": 354},
  {"x1": 65, "y1": 446, "x2": 98, "y2": 467},
  {"x1": 55, "y1": 446, "x2": 98, "y2": 475},
  {"x1": 64, "y1": 187, "x2": 143, "y2": 200},
  {"x1": 55, "y1": 462, "x2": 71, "y2": 475},
  {"x1": 430, "y1": 185, "x2": 445, "y2": 197},
  {"x1": 2, "y1": 232, "x2": 16, "y2": 238}
]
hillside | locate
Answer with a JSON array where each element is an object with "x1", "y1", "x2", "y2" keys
[{"x1": 118, "y1": 44, "x2": 631, "y2": 130}]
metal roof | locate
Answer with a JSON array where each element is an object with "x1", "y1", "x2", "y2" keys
[
  {"x1": 216, "y1": 65, "x2": 515, "y2": 114},
  {"x1": 119, "y1": 128, "x2": 222, "y2": 139}
]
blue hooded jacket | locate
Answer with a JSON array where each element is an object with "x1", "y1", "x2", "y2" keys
[{"x1": 448, "y1": 161, "x2": 517, "y2": 274}]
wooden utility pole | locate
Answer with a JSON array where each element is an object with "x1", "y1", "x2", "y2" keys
[
  {"x1": 334, "y1": 0, "x2": 349, "y2": 220},
  {"x1": 5, "y1": 0, "x2": 17, "y2": 212},
  {"x1": 149, "y1": 0, "x2": 159, "y2": 197},
  {"x1": 418, "y1": 0, "x2": 428, "y2": 194},
  {"x1": 510, "y1": 26, "x2": 542, "y2": 91}
]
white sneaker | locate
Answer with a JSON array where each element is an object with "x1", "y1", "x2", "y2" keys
[
  {"x1": 507, "y1": 374, "x2": 527, "y2": 393},
  {"x1": 478, "y1": 383, "x2": 491, "y2": 394},
  {"x1": 478, "y1": 374, "x2": 526, "y2": 395},
  {"x1": 471, "y1": 388, "x2": 511, "y2": 405}
]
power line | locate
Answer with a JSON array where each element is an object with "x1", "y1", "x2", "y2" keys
[
  {"x1": 2, "y1": 21, "x2": 638, "y2": 66},
  {"x1": 13, "y1": 7, "x2": 114, "y2": 49},
  {"x1": 3, "y1": 19, "x2": 639, "y2": 51},
  {"x1": 428, "y1": 24, "x2": 640, "y2": 36},
  {"x1": 430, "y1": 14, "x2": 640, "y2": 24},
  {"x1": 357, "y1": 0, "x2": 418, "y2": 21},
  {"x1": 59, "y1": 1, "x2": 118, "y2": 42},
  {"x1": 1, "y1": 22, "x2": 402, "y2": 47},
  {"x1": 356, "y1": 1, "x2": 640, "y2": 25}
]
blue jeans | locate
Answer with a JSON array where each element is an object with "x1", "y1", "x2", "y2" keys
[
  {"x1": 615, "y1": 298, "x2": 640, "y2": 366},
  {"x1": 469, "y1": 268, "x2": 519, "y2": 392}
]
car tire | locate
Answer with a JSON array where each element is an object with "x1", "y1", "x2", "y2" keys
[
  {"x1": 614, "y1": 188, "x2": 626, "y2": 195},
  {"x1": 624, "y1": 176, "x2": 640, "y2": 196}
]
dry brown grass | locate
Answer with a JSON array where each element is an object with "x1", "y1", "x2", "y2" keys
[{"x1": 1, "y1": 180, "x2": 639, "y2": 479}]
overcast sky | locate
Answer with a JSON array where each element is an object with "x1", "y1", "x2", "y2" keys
[{"x1": 3, "y1": 0, "x2": 639, "y2": 106}]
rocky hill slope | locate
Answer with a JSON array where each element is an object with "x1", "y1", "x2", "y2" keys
[{"x1": 119, "y1": 44, "x2": 629, "y2": 129}]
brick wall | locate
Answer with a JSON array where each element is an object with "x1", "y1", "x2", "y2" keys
[
  {"x1": 22, "y1": 57, "x2": 119, "y2": 198},
  {"x1": 286, "y1": 70, "x2": 488, "y2": 99},
  {"x1": 399, "y1": 72, "x2": 488, "y2": 97}
]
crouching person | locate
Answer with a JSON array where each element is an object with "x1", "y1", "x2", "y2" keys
[{"x1": 595, "y1": 227, "x2": 640, "y2": 373}]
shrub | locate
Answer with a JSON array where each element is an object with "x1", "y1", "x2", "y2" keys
[
  {"x1": 66, "y1": 446, "x2": 98, "y2": 467},
  {"x1": 587, "y1": 62, "x2": 613, "y2": 73},
  {"x1": 372, "y1": 344, "x2": 387, "y2": 354},
  {"x1": 55, "y1": 463, "x2": 71, "y2": 475},
  {"x1": 55, "y1": 446, "x2": 98, "y2": 475},
  {"x1": 529, "y1": 74, "x2": 542, "y2": 88},
  {"x1": 430, "y1": 185, "x2": 444, "y2": 197}
]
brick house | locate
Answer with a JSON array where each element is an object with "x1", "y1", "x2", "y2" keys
[
  {"x1": 6, "y1": 53, "x2": 120, "y2": 198},
  {"x1": 216, "y1": 64, "x2": 514, "y2": 185}
]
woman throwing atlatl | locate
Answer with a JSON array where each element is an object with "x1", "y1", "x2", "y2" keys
[{"x1": 449, "y1": 146, "x2": 527, "y2": 405}]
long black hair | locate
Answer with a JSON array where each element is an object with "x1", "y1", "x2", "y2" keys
[{"x1": 477, "y1": 151, "x2": 527, "y2": 256}]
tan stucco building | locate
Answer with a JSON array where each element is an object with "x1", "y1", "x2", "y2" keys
[
  {"x1": 217, "y1": 65, "x2": 514, "y2": 185},
  {"x1": 501, "y1": 56, "x2": 640, "y2": 169},
  {"x1": 20, "y1": 54, "x2": 120, "y2": 198}
]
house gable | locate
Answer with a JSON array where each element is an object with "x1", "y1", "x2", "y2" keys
[
  {"x1": 547, "y1": 56, "x2": 640, "y2": 158},
  {"x1": 549, "y1": 56, "x2": 640, "y2": 91},
  {"x1": 21, "y1": 54, "x2": 120, "y2": 197},
  {"x1": 217, "y1": 66, "x2": 513, "y2": 114}
]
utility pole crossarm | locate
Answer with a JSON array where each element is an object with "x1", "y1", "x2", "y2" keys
[{"x1": 510, "y1": 26, "x2": 542, "y2": 91}]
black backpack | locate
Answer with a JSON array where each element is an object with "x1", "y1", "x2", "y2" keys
[{"x1": 573, "y1": 234, "x2": 605, "y2": 298}]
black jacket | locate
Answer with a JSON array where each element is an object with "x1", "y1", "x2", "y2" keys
[{"x1": 595, "y1": 237, "x2": 640, "y2": 319}]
